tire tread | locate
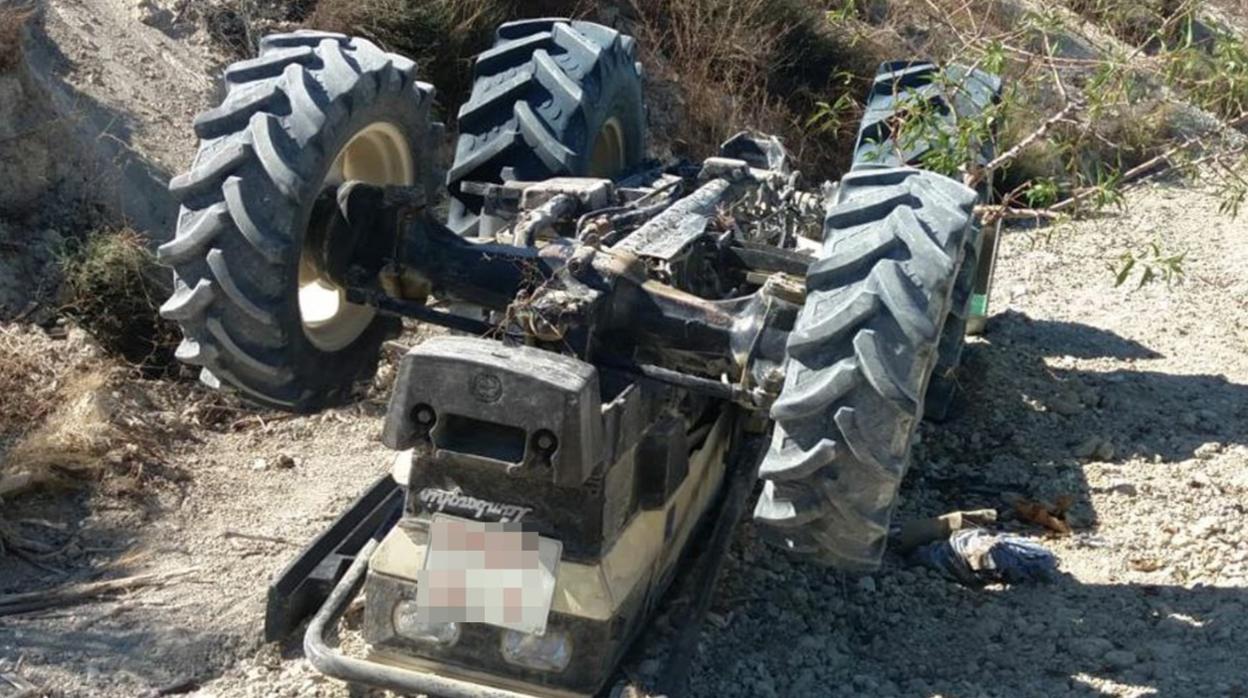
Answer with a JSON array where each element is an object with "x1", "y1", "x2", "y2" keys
[{"x1": 754, "y1": 166, "x2": 976, "y2": 570}]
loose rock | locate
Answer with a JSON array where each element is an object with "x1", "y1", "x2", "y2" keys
[
  {"x1": 1070, "y1": 637, "x2": 1114, "y2": 660},
  {"x1": 1074, "y1": 436, "x2": 1102, "y2": 459},
  {"x1": 1194, "y1": 442, "x2": 1223, "y2": 460},
  {"x1": 1094, "y1": 440, "x2": 1116, "y2": 461}
]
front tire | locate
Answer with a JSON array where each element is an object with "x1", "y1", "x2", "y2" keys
[
  {"x1": 159, "y1": 31, "x2": 438, "y2": 412},
  {"x1": 753, "y1": 167, "x2": 977, "y2": 570}
]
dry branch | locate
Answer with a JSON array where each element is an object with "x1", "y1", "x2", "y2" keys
[
  {"x1": 222, "y1": 529, "x2": 295, "y2": 546},
  {"x1": 0, "y1": 567, "x2": 197, "y2": 616},
  {"x1": 980, "y1": 133, "x2": 1247, "y2": 224},
  {"x1": 968, "y1": 101, "x2": 1081, "y2": 188},
  {"x1": 975, "y1": 204, "x2": 1064, "y2": 222}
]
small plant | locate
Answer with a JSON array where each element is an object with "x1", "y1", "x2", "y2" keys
[
  {"x1": 1210, "y1": 155, "x2": 1248, "y2": 217},
  {"x1": 826, "y1": 2, "x2": 861, "y2": 25},
  {"x1": 804, "y1": 70, "x2": 859, "y2": 135},
  {"x1": 59, "y1": 228, "x2": 180, "y2": 375},
  {"x1": 1110, "y1": 242, "x2": 1187, "y2": 288},
  {"x1": 1024, "y1": 178, "x2": 1060, "y2": 208},
  {"x1": 1163, "y1": 23, "x2": 1248, "y2": 120},
  {"x1": 1085, "y1": 168, "x2": 1127, "y2": 211},
  {"x1": 813, "y1": 0, "x2": 1248, "y2": 287},
  {"x1": 860, "y1": 72, "x2": 1003, "y2": 180}
]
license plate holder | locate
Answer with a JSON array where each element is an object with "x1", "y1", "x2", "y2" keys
[{"x1": 417, "y1": 515, "x2": 561, "y2": 635}]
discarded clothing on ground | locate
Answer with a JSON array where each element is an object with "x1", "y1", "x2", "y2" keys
[{"x1": 913, "y1": 528, "x2": 1059, "y2": 585}]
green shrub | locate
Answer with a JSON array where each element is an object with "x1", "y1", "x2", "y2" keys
[{"x1": 59, "y1": 228, "x2": 179, "y2": 375}]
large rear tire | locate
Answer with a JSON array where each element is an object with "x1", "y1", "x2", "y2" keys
[
  {"x1": 159, "y1": 31, "x2": 438, "y2": 412},
  {"x1": 753, "y1": 167, "x2": 977, "y2": 571},
  {"x1": 445, "y1": 18, "x2": 646, "y2": 236}
]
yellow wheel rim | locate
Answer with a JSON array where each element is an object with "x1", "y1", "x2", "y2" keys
[
  {"x1": 588, "y1": 117, "x2": 626, "y2": 179},
  {"x1": 299, "y1": 122, "x2": 413, "y2": 351}
]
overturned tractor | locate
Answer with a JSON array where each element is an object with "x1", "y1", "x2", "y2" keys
[{"x1": 159, "y1": 18, "x2": 1000, "y2": 698}]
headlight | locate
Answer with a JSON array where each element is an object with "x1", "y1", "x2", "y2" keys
[
  {"x1": 392, "y1": 600, "x2": 460, "y2": 646},
  {"x1": 500, "y1": 629, "x2": 572, "y2": 672}
]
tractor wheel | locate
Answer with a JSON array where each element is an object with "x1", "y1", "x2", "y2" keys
[
  {"x1": 852, "y1": 61, "x2": 1001, "y2": 422},
  {"x1": 445, "y1": 18, "x2": 646, "y2": 236},
  {"x1": 753, "y1": 166, "x2": 977, "y2": 571},
  {"x1": 159, "y1": 31, "x2": 439, "y2": 412}
]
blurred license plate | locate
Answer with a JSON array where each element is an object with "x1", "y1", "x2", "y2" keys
[{"x1": 417, "y1": 515, "x2": 561, "y2": 635}]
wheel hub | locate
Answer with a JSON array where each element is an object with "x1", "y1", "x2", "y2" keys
[{"x1": 299, "y1": 122, "x2": 414, "y2": 352}]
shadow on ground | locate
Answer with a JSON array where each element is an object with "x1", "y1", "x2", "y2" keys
[
  {"x1": 0, "y1": 485, "x2": 240, "y2": 691},
  {"x1": 1, "y1": 616, "x2": 243, "y2": 691},
  {"x1": 687, "y1": 523, "x2": 1248, "y2": 696},
  {"x1": 919, "y1": 309, "x2": 1246, "y2": 531}
]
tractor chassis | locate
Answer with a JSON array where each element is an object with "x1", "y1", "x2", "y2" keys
[
  {"x1": 308, "y1": 153, "x2": 815, "y2": 409},
  {"x1": 268, "y1": 145, "x2": 809, "y2": 696}
]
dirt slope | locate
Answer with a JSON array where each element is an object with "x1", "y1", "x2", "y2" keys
[{"x1": 9, "y1": 0, "x2": 222, "y2": 237}]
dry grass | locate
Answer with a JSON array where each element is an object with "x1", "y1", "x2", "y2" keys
[
  {"x1": 0, "y1": 1, "x2": 35, "y2": 73},
  {"x1": 0, "y1": 324, "x2": 117, "y2": 496},
  {"x1": 59, "y1": 227, "x2": 179, "y2": 376},
  {"x1": 0, "y1": 326, "x2": 62, "y2": 445},
  {"x1": 309, "y1": 0, "x2": 585, "y2": 120},
  {"x1": 4, "y1": 370, "x2": 119, "y2": 482},
  {"x1": 0, "y1": 323, "x2": 190, "y2": 502},
  {"x1": 630, "y1": 0, "x2": 890, "y2": 180},
  {"x1": 203, "y1": 0, "x2": 320, "y2": 58},
  {"x1": 310, "y1": 0, "x2": 506, "y2": 114},
  {"x1": 1067, "y1": 0, "x2": 1195, "y2": 47}
]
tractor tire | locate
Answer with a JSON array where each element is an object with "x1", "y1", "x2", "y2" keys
[
  {"x1": 753, "y1": 166, "x2": 977, "y2": 571},
  {"x1": 853, "y1": 61, "x2": 1000, "y2": 422},
  {"x1": 852, "y1": 61, "x2": 1001, "y2": 170},
  {"x1": 159, "y1": 31, "x2": 439, "y2": 412},
  {"x1": 446, "y1": 18, "x2": 646, "y2": 236}
]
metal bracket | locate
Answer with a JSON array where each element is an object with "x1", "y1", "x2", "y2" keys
[
  {"x1": 966, "y1": 217, "x2": 1003, "y2": 335},
  {"x1": 264, "y1": 474, "x2": 404, "y2": 642}
]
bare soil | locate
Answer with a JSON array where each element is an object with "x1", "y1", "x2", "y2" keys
[{"x1": 1, "y1": 1, "x2": 1247, "y2": 697}]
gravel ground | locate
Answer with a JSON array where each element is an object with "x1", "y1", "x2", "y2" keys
[{"x1": 678, "y1": 182, "x2": 1248, "y2": 698}]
